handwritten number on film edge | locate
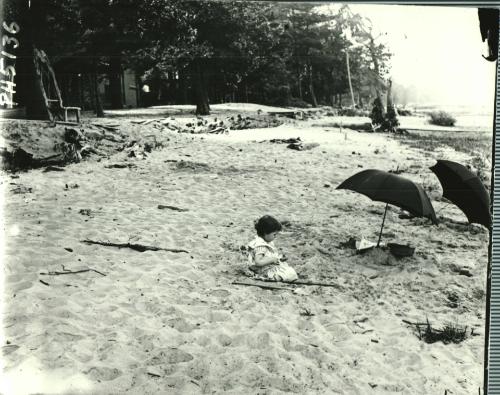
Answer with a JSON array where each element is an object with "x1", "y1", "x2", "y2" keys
[{"x1": 0, "y1": 21, "x2": 20, "y2": 106}]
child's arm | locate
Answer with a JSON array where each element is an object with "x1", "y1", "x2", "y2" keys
[{"x1": 253, "y1": 253, "x2": 279, "y2": 267}]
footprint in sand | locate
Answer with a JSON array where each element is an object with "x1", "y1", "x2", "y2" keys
[
  {"x1": 56, "y1": 331, "x2": 85, "y2": 342},
  {"x1": 208, "y1": 310, "x2": 231, "y2": 323},
  {"x1": 186, "y1": 358, "x2": 211, "y2": 381},
  {"x1": 166, "y1": 317, "x2": 196, "y2": 333},
  {"x1": 246, "y1": 332, "x2": 271, "y2": 349},
  {"x1": 2, "y1": 344, "x2": 20, "y2": 356},
  {"x1": 84, "y1": 366, "x2": 123, "y2": 381},
  {"x1": 208, "y1": 289, "x2": 230, "y2": 298},
  {"x1": 10, "y1": 281, "x2": 34, "y2": 293},
  {"x1": 147, "y1": 348, "x2": 194, "y2": 365},
  {"x1": 217, "y1": 333, "x2": 233, "y2": 347}
]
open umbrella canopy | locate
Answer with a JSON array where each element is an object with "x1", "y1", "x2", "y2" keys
[
  {"x1": 337, "y1": 169, "x2": 438, "y2": 224},
  {"x1": 430, "y1": 159, "x2": 491, "y2": 228}
]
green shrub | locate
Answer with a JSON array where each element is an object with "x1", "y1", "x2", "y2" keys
[
  {"x1": 383, "y1": 104, "x2": 400, "y2": 132},
  {"x1": 429, "y1": 111, "x2": 456, "y2": 127},
  {"x1": 369, "y1": 97, "x2": 385, "y2": 126}
]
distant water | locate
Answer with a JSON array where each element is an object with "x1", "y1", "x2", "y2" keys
[
  {"x1": 405, "y1": 103, "x2": 494, "y2": 131},
  {"x1": 409, "y1": 103, "x2": 493, "y2": 116}
]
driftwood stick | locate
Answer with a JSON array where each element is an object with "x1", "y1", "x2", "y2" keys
[
  {"x1": 92, "y1": 123, "x2": 119, "y2": 131},
  {"x1": 232, "y1": 281, "x2": 294, "y2": 291},
  {"x1": 81, "y1": 239, "x2": 189, "y2": 253},
  {"x1": 40, "y1": 268, "x2": 106, "y2": 276},
  {"x1": 207, "y1": 127, "x2": 227, "y2": 134},
  {"x1": 157, "y1": 205, "x2": 189, "y2": 212},
  {"x1": 258, "y1": 278, "x2": 342, "y2": 289},
  {"x1": 402, "y1": 319, "x2": 430, "y2": 327}
]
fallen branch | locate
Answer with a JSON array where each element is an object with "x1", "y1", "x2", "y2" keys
[
  {"x1": 39, "y1": 279, "x2": 50, "y2": 286},
  {"x1": 206, "y1": 127, "x2": 227, "y2": 134},
  {"x1": 81, "y1": 239, "x2": 189, "y2": 253},
  {"x1": 258, "y1": 278, "x2": 343, "y2": 289},
  {"x1": 40, "y1": 268, "x2": 106, "y2": 276},
  {"x1": 402, "y1": 319, "x2": 430, "y2": 327},
  {"x1": 92, "y1": 123, "x2": 119, "y2": 131},
  {"x1": 232, "y1": 281, "x2": 294, "y2": 291},
  {"x1": 158, "y1": 205, "x2": 189, "y2": 212},
  {"x1": 43, "y1": 165, "x2": 65, "y2": 172},
  {"x1": 104, "y1": 163, "x2": 137, "y2": 169}
]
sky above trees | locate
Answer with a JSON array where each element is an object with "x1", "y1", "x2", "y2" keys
[{"x1": 328, "y1": 4, "x2": 496, "y2": 110}]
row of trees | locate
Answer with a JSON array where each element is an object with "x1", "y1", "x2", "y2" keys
[{"x1": 14, "y1": 0, "x2": 392, "y2": 117}]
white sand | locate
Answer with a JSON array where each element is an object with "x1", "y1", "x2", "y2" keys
[{"x1": 1, "y1": 112, "x2": 490, "y2": 394}]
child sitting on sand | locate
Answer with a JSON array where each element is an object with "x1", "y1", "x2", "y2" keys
[{"x1": 246, "y1": 215, "x2": 298, "y2": 282}]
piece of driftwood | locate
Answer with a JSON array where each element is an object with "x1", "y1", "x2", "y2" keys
[
  {"x1": 258, "y1": 278, "x2": 343, "y2": 289},
  {"x1": 40, "y1": 268, "x2": 106, "y2": 276},
  {"x1": 43, "y1": 165, "x2": 65, "y2": 172},
  {"x1": 104, "y1": 163, "x2": 136, "y2": 169},
  {"x1": 232, "y1": 281, "x2": 294, "y2": 291},
  {"x1": 206, "y1": 127, "x2": 227, "y2": 134},
  {"x1": 92, "y1": 123, "x2": 119, "y2": 131},
  {"x1": 81, "y1": 239, "x2": 189, "y2": 253},
  {"x1": 402, "y1": 319, "x2": 429, "y2": 327},
  {"x1": 158, "y1": 205, "x2": 189, "y2": 212}
]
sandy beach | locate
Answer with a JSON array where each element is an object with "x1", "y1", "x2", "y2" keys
[{"x1": 0, "y1": 105, "x2": 491, "y2": 394}]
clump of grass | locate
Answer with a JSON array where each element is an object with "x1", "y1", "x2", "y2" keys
[
  {"x1": 428, "y1": 111, "x2": 456, "y2": 127},
  {"x1": 300, "y1": 308, "x2": 315, "y2": 317},
  {"x1": 393, "y1": 132, "x2": 491, "y2": 160},
  {"x1": 417, "y1": 319, "x2": 468, "y2": 344}
]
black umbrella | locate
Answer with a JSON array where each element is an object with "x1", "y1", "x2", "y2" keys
[
  {"x1": 337, "y1": 169, "x2": 438, "y2": 246},
  {"x1": 430, "y1": 159, "x2": 491, "y2": 228}
]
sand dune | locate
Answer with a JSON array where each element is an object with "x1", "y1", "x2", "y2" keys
[{"x1": 1, "y1": 114, "x2": 490, "y2": 394}]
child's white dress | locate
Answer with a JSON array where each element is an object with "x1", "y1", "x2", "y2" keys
[{"x1": 247, "y1": 236, "x2": 298, "y2": 282}]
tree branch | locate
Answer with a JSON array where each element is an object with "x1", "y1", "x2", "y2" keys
[{"x1": 81, "y1": 239, "x2": 189, "y2": 253}]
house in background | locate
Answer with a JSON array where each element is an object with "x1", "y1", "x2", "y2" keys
[{"x1": 99, "y1": 69, "x2": 140, "y2": 109}]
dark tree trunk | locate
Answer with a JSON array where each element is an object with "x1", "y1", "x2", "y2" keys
[
  {"x1": 308, "y1": 64, "x2": 317, "y2": 107},
  {"x1": 11, "y1": 0, "x2": 49, "y2": 118},
  {"x1": 368, "y1": 37, "x2": 385, "y2": 117},
  {"x1": 297, "y1": 69, "x2": 302, "y2": 100},
  {"x1": 157, "y1": 83, "x2": 162, "y2": 102},
  {"x1": 79, "y1": 74, "x2": 85, "y2": 110},
  {"x1": 178, "y1": 72, "x2": 188, "y2": 104},
  {"x1": 27, "y1": 46, "x2": 52, "y2": 120},
  {"x1": 90, "y1": 61, "x2": 104, "y2": 117},
  {"x1": 108, "y1": 55, "x2": 123, "y2": 109},
  {"x1": 70, "y1": 74, "x2": 79, "y2": 107},
  {"x1": 193, "y1": 61, "x2": 210, "y2": 115}
]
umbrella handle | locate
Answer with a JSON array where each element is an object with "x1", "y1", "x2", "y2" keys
[{"x1": 377, "y1": 203, "x2": 389, "y2": 247}]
